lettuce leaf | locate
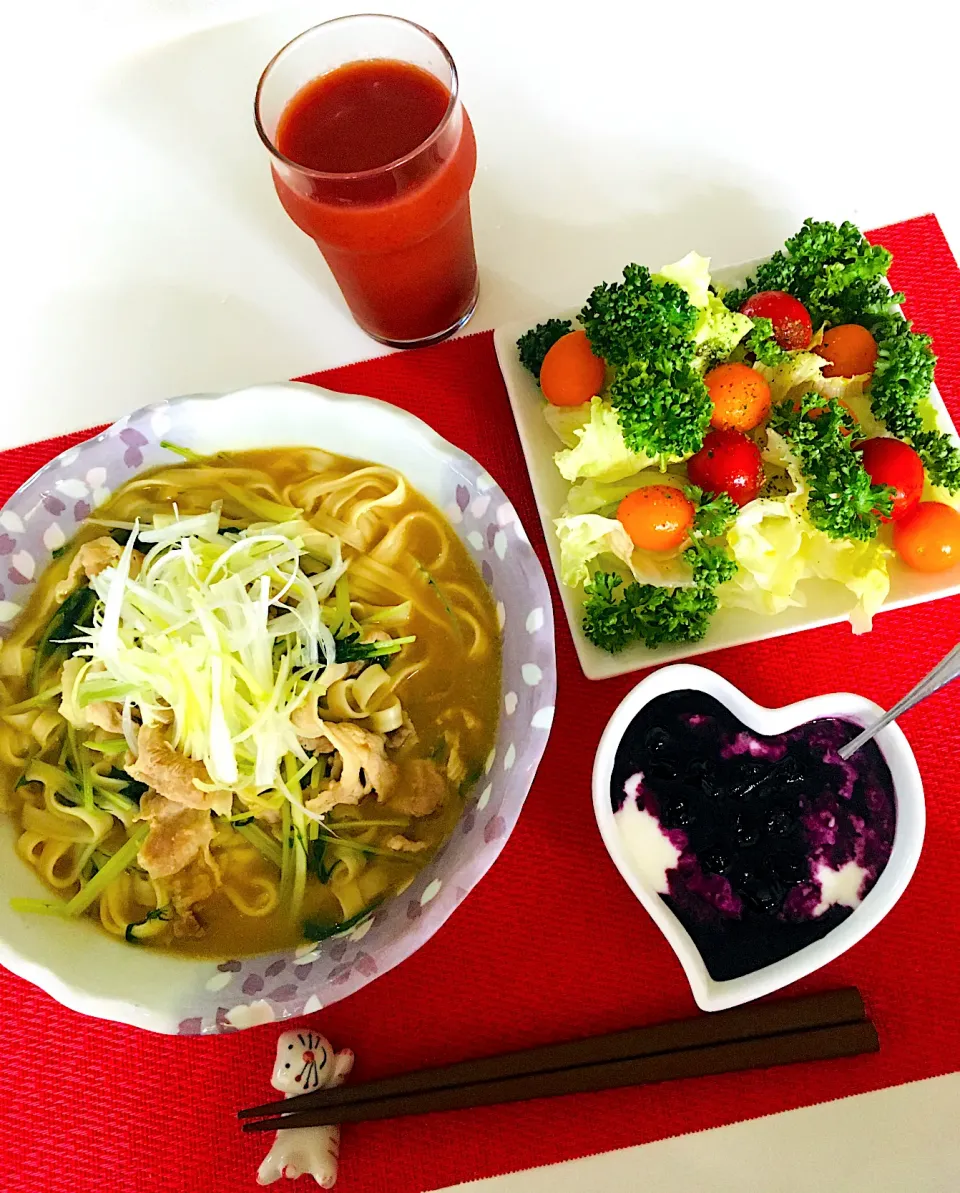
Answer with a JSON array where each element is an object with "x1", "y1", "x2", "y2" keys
[
  {"x1": 719, "y1": 429, "x2": 891, "y2": 631},
  {"x1": 694, "y1": 297, "x2": 754, "y2": 363},
  {"x1": 554, "y1": 513, "x2": 693, "y2": 589},
  {"x1": 653, "y1": 251, "x2": 713, "y2": 308},
  {"x1": 820, "y1": 376, "x2": 886, "y2": 438},
  {"x1": 756, "y1": 351, "x2": 828, "y2": 405},
  {"x1": 654, "y1": 251, "x2": 752, "y2": 363},
  {"x1": 755, "y1": 349, "x2": 884, "y2": 441},
  {"x1": 554, "y1": 514, "x2": 636, "y2": 587},
  {"x1": 564, "y1": 473, "x2": 687, "y2": 516},
  {"x1": 553, "y1": 397, "x2": 656, "y2": 482},
  {"x1": 564, "y1": 476, "x2": 654, "y2": 516},
  {"x1": 723, "y1": 496, "x2": 809, "y2": 615},
  {"x1": 542, "y1": 401, "x2": 592, "y2": 448},
  {"x1": 802, "y1": 533, "x2": 892, "y2": 634}
]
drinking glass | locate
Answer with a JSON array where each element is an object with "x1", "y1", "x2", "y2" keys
[{"x1": 255, "y1": 15, "x2": 479, "y2": 348}]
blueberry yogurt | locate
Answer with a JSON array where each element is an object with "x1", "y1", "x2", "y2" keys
[{"x1": 610, "y1": 690, "x2": 897, "y2": 981}]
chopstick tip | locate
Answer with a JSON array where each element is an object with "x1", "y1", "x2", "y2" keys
[{"x1": 241, "y1": 1118, "x2": 280, "y2": 1134}]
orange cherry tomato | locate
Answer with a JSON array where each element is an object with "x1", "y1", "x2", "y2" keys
[
  {"x1": 617, "y1": 485, "x2": 695, "y2": 552},
  {"x1": 815, "y1": 324, "x2": 878, "y2": 378},
  {"x1": 704, "y1": 362, "x2": 771, "y2": 432},
  {"x1": 539, "y1": 330, "x2": 607, "y2": 406},
  {"x1": 791, "y1": 396, "x2": 858, "y2": 432},
  {"x1": 893, "y1": 502, "x2": 960, "y2": 572}
]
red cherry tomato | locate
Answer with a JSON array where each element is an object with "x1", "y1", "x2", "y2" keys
[
  {"x1": 894, "y1": 502, "x2": 960, "y2": 572},
  {"x1": 858, "y1": 437, "x2": 925, "y2": 523},
  {"x1": 815, "y1": 324, "x2": 878, "y2": 378},
  {"x1": 539, "y1": 330, "x2": 606, "y2": 406},
  {"x1": 687, "y1": 429, "x2": 765, "y2": 507},
  {"x1": 740, "y1": 291, "x2": 813, "y2": 351},
  {"x1": 617, "y1": 485, "x2": 695, "y2": 551}
]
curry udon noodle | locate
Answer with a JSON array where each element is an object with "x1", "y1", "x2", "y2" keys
[{"x1": 0, "y1": 448, "x2": 500, "y2": 956}]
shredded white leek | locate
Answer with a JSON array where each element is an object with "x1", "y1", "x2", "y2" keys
[{"x1": 69, "y1": 509, "x2": 405, "y2": 803}]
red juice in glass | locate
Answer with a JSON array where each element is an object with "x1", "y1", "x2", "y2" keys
[{"x1": 255, "y1": 16, "x2": 478, "y2": 348}]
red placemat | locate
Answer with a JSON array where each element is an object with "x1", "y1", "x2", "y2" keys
[{"x1": 1, "y1": 215, "x2": 959, "y2": 1193}]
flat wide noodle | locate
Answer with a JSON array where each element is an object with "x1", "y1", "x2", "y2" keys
[{"x1": 0, "y1": 445, "x2": 501, "y2": 955}]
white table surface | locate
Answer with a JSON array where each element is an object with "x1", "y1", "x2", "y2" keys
[{"x1": 3, "y1": 1, "x2": 959, "y2": 1188}]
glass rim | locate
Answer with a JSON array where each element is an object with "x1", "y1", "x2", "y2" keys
[{"x1": 254, "y1": 13, "x2": 460, "y2": 182}]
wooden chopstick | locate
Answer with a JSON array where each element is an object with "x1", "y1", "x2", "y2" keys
[
  {"x1": 239, "y1": 988, "x2": 873, "y2": 1132},
  {"x1": 242, "y1": 1020, "x2": 878, "y2": 1131},
  {"x1": 240, "y1": 987, "x2": 864, "y2": 1120}
]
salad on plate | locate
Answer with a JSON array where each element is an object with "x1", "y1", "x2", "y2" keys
[{"x1": 516, "y1": 219, "x2": 960, "y2": 655}]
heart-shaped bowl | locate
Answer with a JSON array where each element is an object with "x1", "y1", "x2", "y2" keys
[
  {"x1": 0, "y1": 383, "x2": 556, "y2": 1033},
  {"x1": 593, "y1": 664, "x2": 924, "y2": 1011}
]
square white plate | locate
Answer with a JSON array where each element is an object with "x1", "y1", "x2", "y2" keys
[{"x1": 494, "y1": 258, "x2": 960, "y2": 680}]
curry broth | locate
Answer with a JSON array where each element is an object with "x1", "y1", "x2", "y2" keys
[{"x1": 0, "y1": 447, "x2": 501, "y2": 957}]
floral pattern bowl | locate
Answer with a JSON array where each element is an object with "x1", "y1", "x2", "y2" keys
[{"x1": 0, "y1": 383, "x2": 556, "y2": 1034}]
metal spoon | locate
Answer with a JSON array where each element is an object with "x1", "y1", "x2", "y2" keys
[{"x1": 839, "y1": 641, "x2": 960, "y2": 760}]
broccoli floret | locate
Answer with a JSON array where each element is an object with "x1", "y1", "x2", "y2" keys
[
  {"x1": 683, "y1": 489, "x2": 738, "y2": 587},
  {"x1": 769, "y1": 394, "x2": 893, "y2": 539},
  {"x1": 743, "y1": 316, "x2": 789, "y2": 367},
  {"x1": 866, "y1": 314, "x2": 960, "y2": 491},
  {"x1": 724, "y1": 219, "x2": 894, "y2": 329},
  {"x1": 727, "y1": 218, "x2": 960, "y2": 494},
  {"x1": 578, "y1": 265, "x2": 710, "y2": 459},
  {"x1": 608, "y1": 357, "x2": 712, "y2": 459},
  {"x1": 516, "y1": 319, "x2": 572, "y2": 379},
  {"x1": 579, "y1": 264, "x2": 698, "y2": 365},
  {"x1": 909, "y1": 429, "x2": 960, "y2": 492},
  {"x1": 685, "y1": 543, "x2": 738, "y2": 589},
  {"x1": 583, "y1": 572, "x2": 720, "y2": 653},
  {"x1": 681, "y1": 489, "x2": 740, "y2": 587},
  {"x1": 582, "y1": 572, "x2": 634, "y2": 652},
  {"x1": 687, "y1": 487, "x2": 739, "y2": 539},
  {"x1": 866, "y1": 320, "x2": 935, "y2": 438}
]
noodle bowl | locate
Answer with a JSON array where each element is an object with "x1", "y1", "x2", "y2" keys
[{"x1": 0, "y1": 447, "x2": 501, "y2": 957}]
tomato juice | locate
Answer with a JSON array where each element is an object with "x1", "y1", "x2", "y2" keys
[{"x1": 261, "y1": 54, "x2": 478, "y2": 346}]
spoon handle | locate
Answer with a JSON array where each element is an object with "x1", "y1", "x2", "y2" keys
[{"x1": 839, "y1": 641, "x2": 960, "y2": 760}]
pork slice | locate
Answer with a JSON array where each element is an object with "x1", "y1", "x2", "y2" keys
[
  {"x1": 54, "y1": 536, "x2": 142, "y2": 602},
  {"x1": 386, "y1": 834, "x2": 428, "y2": 853},
  {"x1": 137, "y1": 792, "x2": 216, "y2": 881},
  {"x1": 388, "y1": 759, "x2": 448, "y2": 818},
  {"x1": 126, "y1": 725, "x2": 230, "y2": 814},
  {"x1": 164, "y1": 858, "x2": 219, "y2": 938},
  {"x1": 305, "y1": 721, "x2": 398, "y2": 816}
]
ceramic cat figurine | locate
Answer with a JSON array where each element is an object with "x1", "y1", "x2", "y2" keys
[{"x1": 257, "y1": 1029, "x2": 355, "y2": 1188}]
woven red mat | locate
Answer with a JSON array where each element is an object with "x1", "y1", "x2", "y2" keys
[{"x1": 1, "y1": 215, "x2": 959, "y2": 1193}]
